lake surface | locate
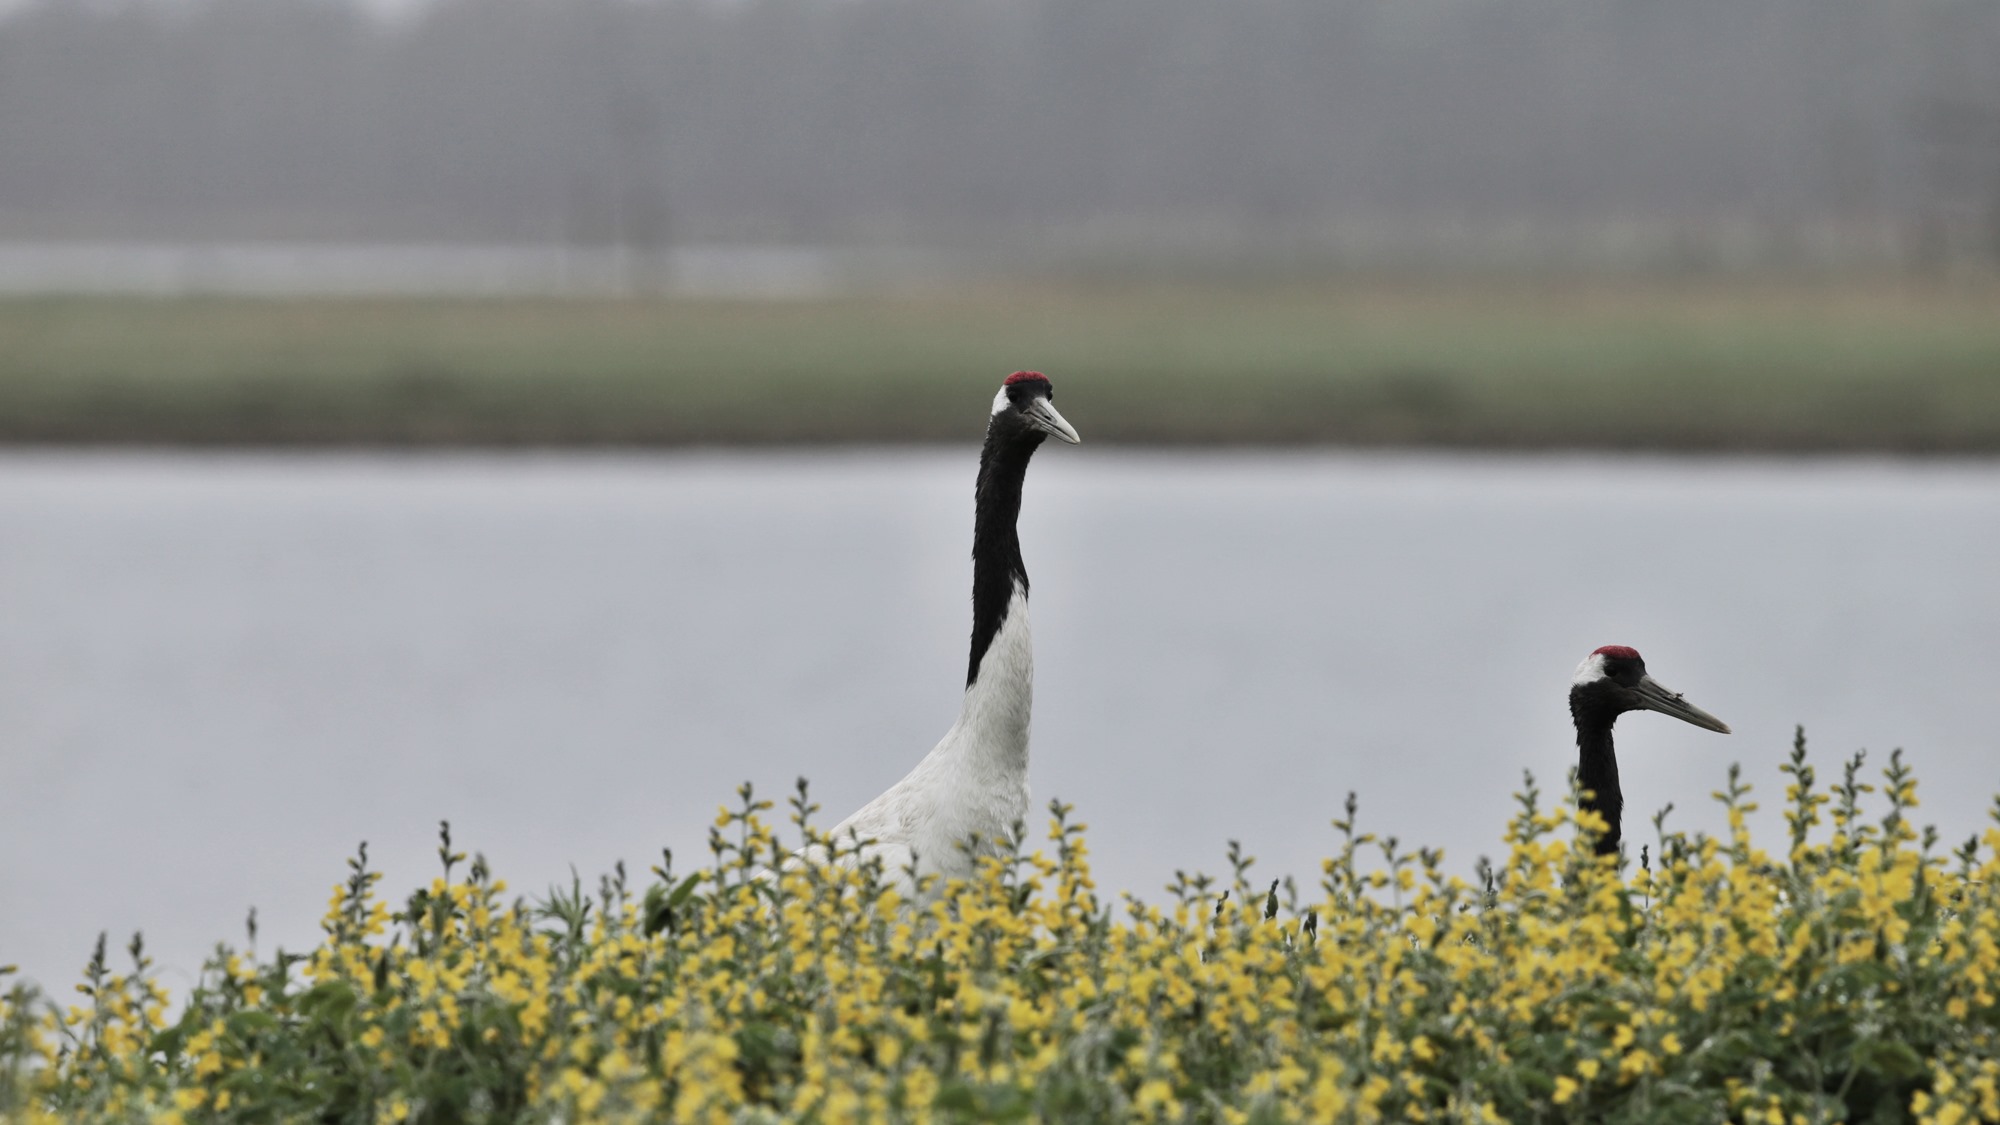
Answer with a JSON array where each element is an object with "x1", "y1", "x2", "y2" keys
[{"x1": 3, "y1": 451, "x2": 1996, "y2": 992}]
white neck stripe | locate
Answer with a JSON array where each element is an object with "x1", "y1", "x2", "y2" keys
[{"x1": 1571, "y1": 652, "x2": 1609, "y2": 686}]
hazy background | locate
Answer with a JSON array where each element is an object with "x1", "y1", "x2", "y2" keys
[
  {"x1": 1, "y1": 0, "x2": 1999, "y2": 271},
  {"x1": 7, "y1": 0, "x2": 2000, "y2": 272},
  {"x1": 2, "y1": 0, "x2": 1998, "y2": 449},
  {"x1": 2, "y1": 0, "x2": 1999, "y2": 994}
]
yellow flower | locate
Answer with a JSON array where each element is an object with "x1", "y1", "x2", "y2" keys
[
  {"x1": 14, "y1": 758, "x2": 2000, "y2": 1125},
  {"x1": 1135, "y1": 1078, "x2": 1177, "y2": 1114}
]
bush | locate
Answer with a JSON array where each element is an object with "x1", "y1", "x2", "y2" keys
[{"x1": 3, "y1": 732, "x2": 1996, "y2": 1124}]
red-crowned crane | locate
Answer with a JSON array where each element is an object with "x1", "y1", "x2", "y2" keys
[
  {"x1": 811, "y1": 371, "x2": 1080, "y2": 894},
  {"x1": 1569, "y1": 645, "x2": 1731, "y2": 857}
]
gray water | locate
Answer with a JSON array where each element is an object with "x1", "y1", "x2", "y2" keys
[{"x1": 2, "y1": 451, "x2": 1996, "y2": 993}]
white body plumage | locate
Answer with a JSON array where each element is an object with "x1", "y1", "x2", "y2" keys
[{"x1": 813, "y1": 584, "x2": 1035, "y2": 894}]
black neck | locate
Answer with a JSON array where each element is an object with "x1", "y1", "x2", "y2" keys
[
  {"x1": 1571, "y1": 690, "x2": 1624, "y2": 857},
  {"x1": 966, "y1": 424, "x2": 1042, "y2": 686}
]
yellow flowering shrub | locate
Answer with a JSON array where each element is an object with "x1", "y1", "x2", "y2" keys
[{"x1": 4, "y1": 732, "x2": 1999, "y2": 1123}]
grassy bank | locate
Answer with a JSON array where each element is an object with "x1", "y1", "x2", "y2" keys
[
  {"x1": 2, "y1": 279, "x2": 1999, "y2": 449},
  {"x1": 3, "y1": 740, "x2": 1996, "y2": 1123}
]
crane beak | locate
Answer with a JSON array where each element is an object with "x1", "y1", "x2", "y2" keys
[
  {"x1": 1631, "y1": 674, "x2": 1731, "y2": 734},
  {"x1": 1023, "y1": 398, "x2": 1082, "y2": 444}
]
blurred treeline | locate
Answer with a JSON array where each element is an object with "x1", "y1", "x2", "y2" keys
[
  {"x1": 1, "y1": 0, "x2": 1998, "y2": 272},
  {"x1": 4, "y1": 0, "x2": 1999, "y2": 449}
]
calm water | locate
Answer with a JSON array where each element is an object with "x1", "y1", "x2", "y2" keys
[{"x1": 3, "y1": 451, "x2": 1996, "y2": 992}]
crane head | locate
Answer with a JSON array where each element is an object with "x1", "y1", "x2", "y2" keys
[
  {"x1": 991, "y1": 371, "x2": 1081, "y2": 445},
  {"x1": 1571, "y1": 645, "x2": 1731, "y2": 733}
]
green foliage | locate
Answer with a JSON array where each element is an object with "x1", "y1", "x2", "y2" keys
[{"x1": 4, "y1": 738, "x2": 2000, "y2": 1123}]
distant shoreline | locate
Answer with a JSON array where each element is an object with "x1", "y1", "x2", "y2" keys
[{"x1": 4, "y1": 279, "x2": 1996, "y2": 452}]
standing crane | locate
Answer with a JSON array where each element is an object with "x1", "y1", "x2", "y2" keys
[{"x1": 810, "y1": 371, "x2": 1080, "y2": 894}]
